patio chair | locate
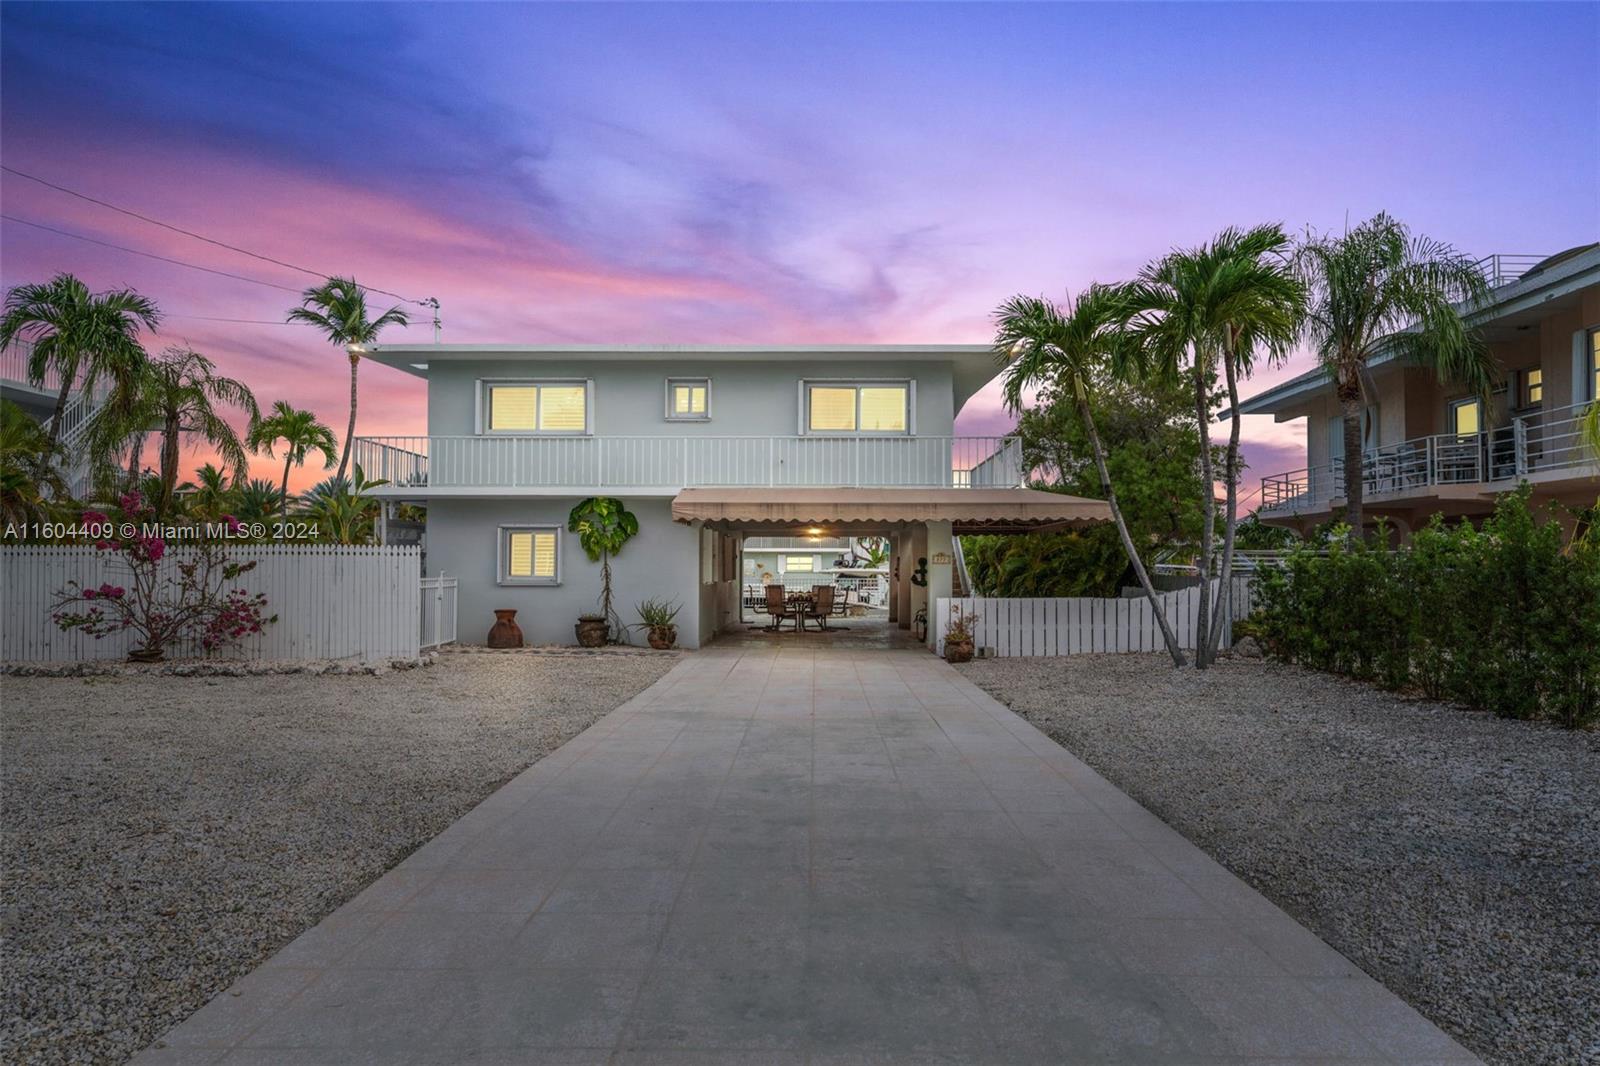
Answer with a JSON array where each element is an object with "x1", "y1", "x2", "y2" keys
[
  {"x1": 807, "y1": 585, "x2": 836, "y2": 630},
  {"x1": 764, "y1": 585, "x2": 797, "y2": 632},
  {"x1": 831, "y1": 585, "x2": 852, "y2": 617}
]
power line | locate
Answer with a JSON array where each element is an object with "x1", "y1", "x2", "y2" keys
[
  {"x1": 1, "y1": 164, "x2": 433, "y2": 308},
  {"x1": 1, "y1": 213, "x2": 305, "y2": 293}
]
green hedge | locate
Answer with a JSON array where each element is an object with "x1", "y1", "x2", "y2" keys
[{"x1": 1251, "y1": 488, "x2": 1600, "y2": 729}]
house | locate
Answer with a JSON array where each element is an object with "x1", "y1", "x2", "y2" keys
[
  {"x1": 1239, "y1": 245, "x2": 1600, "y2": 539},
  {"x1": 2, "y1": 340, "x2": 104, "y2": 495},
  {"x1": 355, "y1": 345, "x2": 1109, "y2": 648}
]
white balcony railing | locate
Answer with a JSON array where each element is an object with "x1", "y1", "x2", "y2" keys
[
  {"x1": 350, "y1": 435, "x2": 1025, "y2": 492},
  {"x1": 1260, "y1": 401, "x2": 1598, "y2": 514}
]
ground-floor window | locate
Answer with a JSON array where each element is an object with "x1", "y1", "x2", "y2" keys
[
  {"x1": 499, "y1": 525, "x2": 559, "y2": 585},
  {"x1": 784, "y1": 555, "x2": 814, "y2": 572}
]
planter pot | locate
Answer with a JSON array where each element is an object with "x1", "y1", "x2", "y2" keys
[
  {"x1": 486, "y1": 609, "x2": 524, "y2": 649},
  {"x1": 944, "y1": 638, "x2": 974, "y2": 664},
  {"x1": 574, "y1": 617, "x2": 608, "y2": 647},
  {"x1": 127, "y1": 645, "x2": 164, "y2": 664},
  {"x1": 646, "y1": 625, "x2": 676, "y2": 651}
]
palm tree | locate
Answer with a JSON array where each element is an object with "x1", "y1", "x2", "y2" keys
[
  {"x1": 1295, "y1": 213, "x2": 1494, "y2": 537},
  {"x1": 233, "y1": 479, "x2": 287, "y2": 525},
  {"x1": 1127, "y1": 225, "x2": 1305, "y2": 665},
  {"x1": 1, "y1": 399, "x2": 72, "y2": 527},
  {"x1": 187, "y1": 463, "x2": 235, "y2": 520},
  {"x1": 287, "y1": 277, "x2": 409, "y2": 483},
  {"x1": 298, "y1": 464, "x2": 389, "y2": 543},
  {"x1": 248, "y1": 401, "x2": 338, "y2": 523},
  {"x1": 995, "y1": 286, "x2": 1187, "y2": 666},
  {"x1": 85, "y1": 347, "x2": 259, "y2": 517},
  {"x1": 0, "y1": 274, "x2": 160, "y2": 446}
]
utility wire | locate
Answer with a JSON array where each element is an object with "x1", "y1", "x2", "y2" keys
[
  {"x1": 1, "y1": 164, "x2": 433, "y2": 308},
  {"x1": 1, "y1": 213, "x2": 304, "y2": 293}
]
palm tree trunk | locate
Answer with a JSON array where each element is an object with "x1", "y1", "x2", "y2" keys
[
  {"x1": 126, "y1": 432, "x2": 145, "y2": 488},
  {"x1": 334, "y1": 352, "x2": 358, "y2": 484},
  {"x1": 280, "y1": 453, "x2": 294, "y2": 526},
  {"x1": 45, "y1": 379, "x2": 72, "y2": 447},
  {"x1": 1207, "y1": 341, "x2": 1244, "y2": 662},
  {"x1": 158, "y1": 419, "x2": 180, "y2": 518},
  {"x1": 1338, "y1": 376, "x2": 1365, "y2": 539},
  {"x1": 1192, "y1": 354, "x2": 1217, "y2": 669},
  {"x1": 1079, "y1": 396, "x2": 1186, "y2": 667}
]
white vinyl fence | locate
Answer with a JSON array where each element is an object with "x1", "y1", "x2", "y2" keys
[
  {"x1": 935, "y1": 578, "x2": 1253, "y2": 658},
  {"x1": 2, "y1": 545, "x2": 424, "y2": 662},
  {"x1": 420, "y1": 573, "x2": 459, "y2": 650}
]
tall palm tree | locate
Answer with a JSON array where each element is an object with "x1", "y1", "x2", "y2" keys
[
  {"x1": 1295, "y1": 213, "x2": 1494, "y2": 537},
  {"x1": 85, "y1": 347, "x2": 259, "y2": 517},
  {"x1": 287, "y1": 277, "x2": 409, "y2": 483},
  {"x1": 1127, "y1": 225, "x2": 1305, "y2": 664},
  {"x1": 995, "y1": 286, "x2": 1187, "y2": 666},
  {"x1": 248, "y1": 400, "x2": 338, "y2": 522},
  {"x1": 0, "y1": 273, "x2": 160, "y2": 445}
]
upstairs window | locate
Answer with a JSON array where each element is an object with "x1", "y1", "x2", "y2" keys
[
  {"x1": 665, "y1": 378, "x2": 711, "y2": 420},
  {"x1": 804, "y1": 381, "x2": 910, "y2": 434},
  {"x1": 1524, "y1": 368, "x2": 1543, "y2": 407},
  {"x1": 784, "y1": 555, "x2": 814, "y2": 572},
  {"x1": 1449, "y1": 397, "x2": 1482, "y2": 436},
  {"x1": 499, "y1": 526, "x2": 559, "y2": 585},
  {"x1": 484, "y1": 381, "x2": 589, "y2": 433},
  {"x1": 1590, "y1": 328, "x2": 1600, "y2": 401}
]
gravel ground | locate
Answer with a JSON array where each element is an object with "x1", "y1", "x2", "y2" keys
[
  {"x1": 959, "y1": 653, "x2": 1600, "y2": 1066},
  {"x1": 0, "y1": 649, "x2": 678, "y2": 1066}
]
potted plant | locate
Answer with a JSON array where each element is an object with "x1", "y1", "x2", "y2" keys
[
  {"x1": 575, "y1": 613, "x2": 608, "y2": 647},
  {"x1": 567, "y1": 496, "x2": 639, "y2": 645},
  {"x1": 631, "y1": 598, "x2": 682, "y2": 650},
  {"x1": 943, "y1": 608, "x2": 975, "y2": 664}
]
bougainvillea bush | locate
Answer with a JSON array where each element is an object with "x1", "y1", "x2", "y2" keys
[{"x1": 52, "y1": 491, "x2": 276, "y2": 662}]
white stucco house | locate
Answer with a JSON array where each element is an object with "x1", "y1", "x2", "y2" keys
[{"x1": 354, "y1": 345, "x2": 1108, "y2": 649}]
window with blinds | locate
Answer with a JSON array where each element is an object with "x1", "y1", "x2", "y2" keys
[
  {"x1": 804, "y1": 382, "x2": 909, "y2": 434},
  {"x1": 666, "y1": 378, "x2": 711, "y2": 420},
  {"x1": 485, "y1": 382, "x2": 588, "y2": 433},
  {"x1": 500, "y1": 527, "x2": 559, "y2": 584}
]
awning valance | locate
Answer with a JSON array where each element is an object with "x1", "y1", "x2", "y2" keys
[{"x1": 670, "y1": 487, "x2": 1111, "y2": 533}]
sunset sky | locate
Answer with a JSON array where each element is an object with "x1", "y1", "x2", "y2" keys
[{"x1": 3, "y1": 2, "x2": 1596, "y2": 498}]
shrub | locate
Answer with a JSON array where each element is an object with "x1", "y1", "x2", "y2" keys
[{"x1": 1252, "y1": 487, "x2": 1599, "y2": 729}]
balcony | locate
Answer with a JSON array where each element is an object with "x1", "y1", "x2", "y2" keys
[
  {"x1": 351, "y1": 435, "x2": 1024, "y2": 494},
  {"x1": 1260, "y1": 401, "x2": 1597, "y2": 516}
]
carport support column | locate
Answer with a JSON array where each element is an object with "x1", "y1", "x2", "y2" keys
[
  {"x1": 887, "y1": 533, "x2": 900, "y2": 624},
  {"x1": 924, "y1": 520, "x2": 954, "y2": 651},
  {"x1": 895, "y1": 529, "x2": 914, "y2": 629},
  {"x1": 907, "y1": 522, "x2": 929, "y2": 642}
]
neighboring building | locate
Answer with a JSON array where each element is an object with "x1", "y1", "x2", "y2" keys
[
  {"x1": 1239, "y1": 245, "x2": 1600, "y2": 538},
  {"x1": 1, "y1": 340, "x2": 104, "y2": 495},
  {"x1": 356, "y1": 345, "x2": 1109, "y2": 648}
]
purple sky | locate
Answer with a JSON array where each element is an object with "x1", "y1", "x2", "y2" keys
[{"x1": 3, "y1": 2, "x2": 1596, "y2": 498}]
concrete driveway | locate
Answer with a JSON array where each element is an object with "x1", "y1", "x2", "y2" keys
[{"x1": 137, "y1": 645, "x2": 1477, "y2": 1064}]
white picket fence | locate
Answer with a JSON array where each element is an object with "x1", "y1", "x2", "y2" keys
[
  {"x1": 1, "y1": 545, "x2": 423, "y2": 662},
  {"x1": 935, "y1": 578, "x2": 1253, "y2": 658},
  {"x1": 420, "y1": 573, "x2": 459, "y2": 650}
]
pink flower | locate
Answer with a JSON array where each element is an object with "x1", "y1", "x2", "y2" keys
[
  {"x1": 222, "y1": 514, "x2": 244, "y2": 534},
  {"x1": 144, "y1": 537, "x2": 165, "y2": 563},
  {"x1": 94, "y1": 540, "x2": 113, "y2": 551},
  {"x1": 82, "y1": 510, "x2": 109, "y2": 526}
]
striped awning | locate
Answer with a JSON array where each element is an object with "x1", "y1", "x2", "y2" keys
[{"x1": 670, "y1": 487, "x2": 1110, "y2": 533}]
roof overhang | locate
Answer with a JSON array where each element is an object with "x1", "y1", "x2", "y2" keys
[
  {"x1": 366, "y1": 343, "x2": 1004, "y2": 419},
  {"x1": 670, "y1": 487, "x2": 1111, "y2": 534}
]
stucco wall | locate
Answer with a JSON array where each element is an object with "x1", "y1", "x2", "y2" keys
[
  {"x1": 425, "y1": 358, "x2": 957, "y2": 439},
  {"x1": 425, "y1": 496, "x2": 704, "y2": 648}
]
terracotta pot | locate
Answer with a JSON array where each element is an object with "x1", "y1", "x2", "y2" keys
[
  {"x1": 486, "y1": 609, "x2": 524, "y2": 649},
  {"x1": 574, "y1": 617, "x2": 608, "y2": 647},
  {"x1": 944, "y1": 638, "x2": 974, "y2": 664},
  {"x1": 646, "y1": 625, "x2": 676, "y2": 651}
]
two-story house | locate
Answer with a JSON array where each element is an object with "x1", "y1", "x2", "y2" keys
[
  {"x1": 1240, "y1": 244, "x2": 1600, "y2": 539},
  {"x1": 2, "y1": 339, "x2": 107, "y2": 497},
  {"x1": 355, "y1": 345, "x2": 1109, "y2": 648}
]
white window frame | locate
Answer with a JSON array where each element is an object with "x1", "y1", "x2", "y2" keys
[
  {"x1": 497, "y1": 524, "x2": 561, "y2": 586},
  {"x1": 797, "y1": 379, "x2": 915, "y2": 436},
  {"x1": 784, "y1": 555, "x2": 815, "y2": 573},
  {"x1": 477, "y1": 379, "x2": 594, "y2": 436},
  {"x1": 664, "y1": 377, "x2": 712, "y2": 421}
]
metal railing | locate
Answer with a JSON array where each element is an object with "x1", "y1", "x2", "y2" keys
[
  {"x1": 351, "y1": 435, "x2": 1025, "y2": 491},
  {"x1": 1260, "y1": 401, "x2": 1598, "y2": 514},
  {"x1": 1472, "y1": 254, "x2": 1548, "y2": 288}
]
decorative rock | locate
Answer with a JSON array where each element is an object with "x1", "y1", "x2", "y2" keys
[{"x1": 1233, "y1": 635, "x2": 1264, "y2": 658}]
